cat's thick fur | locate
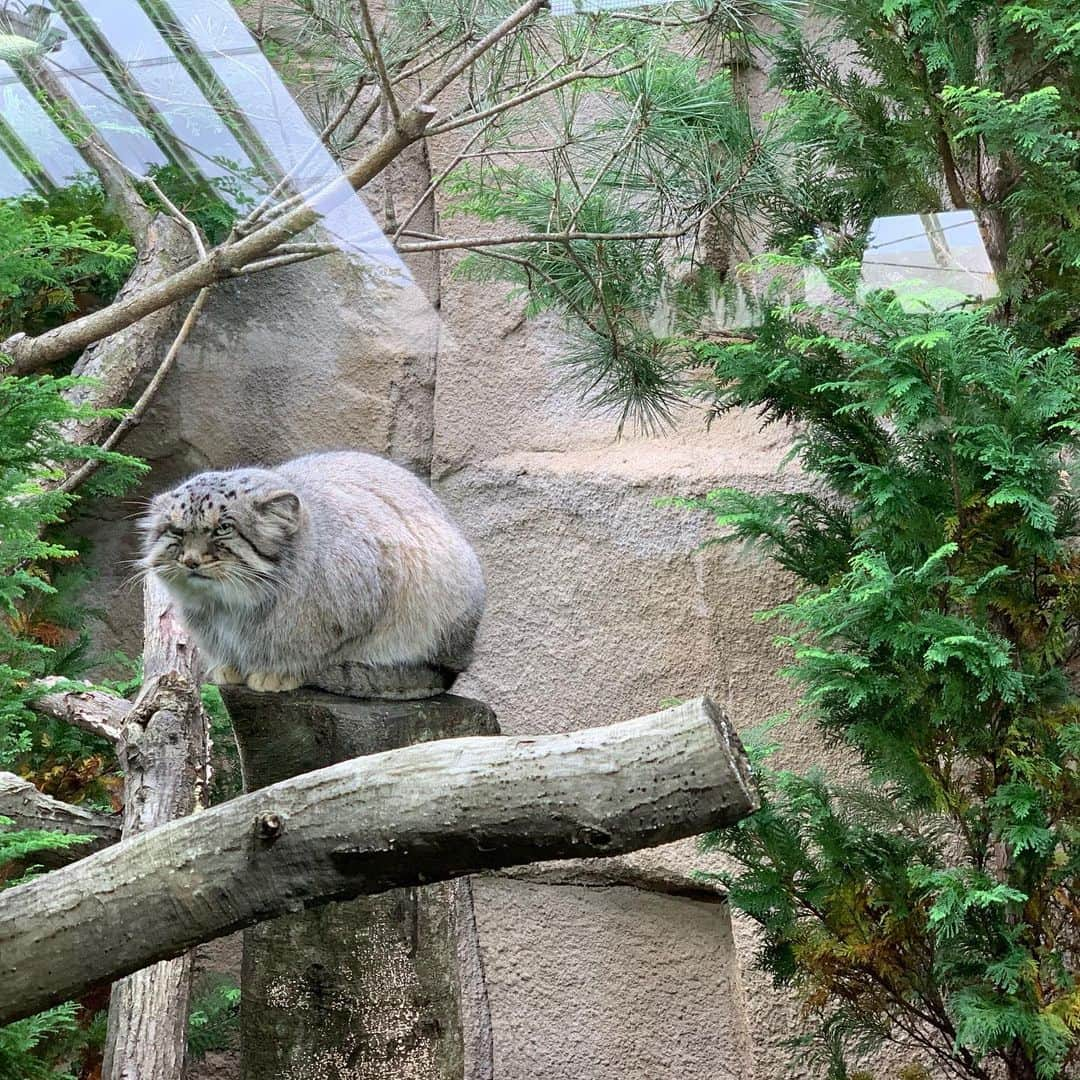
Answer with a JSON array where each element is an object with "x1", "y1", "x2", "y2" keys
[{"x1": 141, "y1": 451, "x2": 485, "y2": 693}]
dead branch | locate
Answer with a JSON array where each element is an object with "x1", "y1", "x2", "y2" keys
[
  {"x1": 424, "y1": 61, "x2": 643, "y2": 137},
  {"x1": 101, "y1": 577, "x2": 210, "y2": 1080},
  {"x1": 0, "y1": 772, "x2": 121, "y2": 864},
  {"x1": 29, "y1": 678, "x2": 129, "y2": 745}
]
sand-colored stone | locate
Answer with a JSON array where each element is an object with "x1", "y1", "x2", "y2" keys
[{"x1": 471, "y1": 878, "x2": 751, "y2": 1080}]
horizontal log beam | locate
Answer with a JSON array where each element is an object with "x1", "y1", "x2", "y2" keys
[{"x1": 0, "y1": 697, "x2": 756, "y2": 1024}]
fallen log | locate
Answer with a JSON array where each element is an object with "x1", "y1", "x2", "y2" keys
[
  {"x1": 0, "y1": 772, "x2": 121, "y2": 864},
  {"x1": 0, "y1": 696, "x2": 756, "y2": 1025}
]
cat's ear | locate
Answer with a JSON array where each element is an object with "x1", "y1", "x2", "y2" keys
[{"x1": 255, "y1": 489, "x2": 302, "y2": 537}]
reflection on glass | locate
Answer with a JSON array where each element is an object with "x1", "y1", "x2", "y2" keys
[
  {"x1": 0, "y1": 0, "x2": 405, "y2": 275},
  {"x1": 0, "y1": 142, "x2": 34, "y2": 195},
  {"x1": 862, "y1": 210, "x2": 997, "y2": 303},
  {"x1": 0, "y1": 75, "x2": 86, "y2": 185}
]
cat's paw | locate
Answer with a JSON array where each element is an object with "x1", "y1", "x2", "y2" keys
[
  {"x1": 207, "y1": 665, "x2": 246, "y2": 686},
  {"x1": 246, "y1": 671, "x2": 303, "y2": 693}
]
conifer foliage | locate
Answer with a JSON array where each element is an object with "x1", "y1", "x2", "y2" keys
[
  {"x1": 696, "y1": 264, "x2": 1080, "y2": 1079},
  {"x1": 653, "y1": 2, "x2": 1080, "y2": 1076}
]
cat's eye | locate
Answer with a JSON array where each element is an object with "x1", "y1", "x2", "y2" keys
[{"x1": 213, "y1": 524, "x2": 233, "y2": 537}]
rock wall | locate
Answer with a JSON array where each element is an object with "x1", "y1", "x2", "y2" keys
[
  {"x1": 80, "y1": 251, "x2": 820, "y2": 1079},
  {"x1": 73, "y1": 19, "x2": 846, "y2": 1080}
]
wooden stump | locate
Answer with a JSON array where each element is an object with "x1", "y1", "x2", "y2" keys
[{"x1": 223, "y1": 688, "x2": 499, "y2": 1080}]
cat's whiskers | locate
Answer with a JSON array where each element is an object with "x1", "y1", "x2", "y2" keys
[{"x1": 118, "y1": 565, "x2": 153, "y2": 593}]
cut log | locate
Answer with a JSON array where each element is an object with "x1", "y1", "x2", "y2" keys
[
  {"x1": 0, "y1": 696, "x2": 756, "y2": 1025},
  {"x1": 100, "y1": 578, "x2": 210, "y2": 1080},
  {"x1": 0, "y1": 772, "x2": 121, "y2": 864},
  {"x1": 223, "y1": 686, "x2": 499, "y2": 1080}
]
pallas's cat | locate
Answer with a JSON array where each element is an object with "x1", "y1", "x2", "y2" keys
[{"x1": 141, "y1": 451, "x2": 485, "y2": 693}]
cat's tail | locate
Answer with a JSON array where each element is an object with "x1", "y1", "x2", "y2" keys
[{"x1": 309, "y1": 660, "x2": 453, "y2": 700}]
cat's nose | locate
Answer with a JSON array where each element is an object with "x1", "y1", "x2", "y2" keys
[{"x1": 179, "y1": 553, "x2": 202, "y2": 569}]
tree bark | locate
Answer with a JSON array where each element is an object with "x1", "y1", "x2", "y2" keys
[
  {"x1": 100, "y1": 578, "x2": 210, "y2": 1080},
  {"x1": 224, "y1": 686, "x2": 498, "y2": 1080},
  {"x1": 29, "y1": 678, "x2": 128, "y2": 744},
  {"x1": 0, "y1": 696, "x2": 757, "y2": 1025},
  {"x1": 0, "y1": 772, "x2": 121, "y2": 864}
]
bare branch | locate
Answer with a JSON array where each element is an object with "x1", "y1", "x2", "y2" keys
[
  {"x1": 233, "y1": 249, "x2": 335, "y2": 276},
  {"x1": 394, "y1": 31, "x2": 474, "y2": 87},
  {"x1": 395, "y1": 144, "x2": 762, "y2": 253},
  {"x1": 355, "y1": 0, "x2": 403, "y2": 128},
  {"x1": 59, "y1": 286, "x2": 211, "y2": 494},
  {"x1": 102, "y1": 577, "x2": 210, "y2": 1080},
  {"x1": 321, "y1": 76, "x2": 369, "y2": 149},
  {"x1": 425, "y1": 62, "x2": 643, "y2": 138},
  {"x1": 137, "y1": 170, "x2": 208, "y2": 259},
  {"x1": 29, "y1": 678, "x2": 130, "y2": 745},
  {"x1": 394, "y1": 119, "x2": 497, "y2": 243},
  {"x1": 421, "y1": 0, "x2": 551, "y2": 104},
  {"x1": 0, "y1": 698, "x2": 757, "y2": 1025}
]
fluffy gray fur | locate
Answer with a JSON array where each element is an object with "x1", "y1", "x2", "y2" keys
[{"x1": 140, "y1": 451, "x2": 485, "y2": 693}]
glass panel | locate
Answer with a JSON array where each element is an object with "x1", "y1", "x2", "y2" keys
[
  {"x1": 0, "y1": 142, "x2": 34, "y2": 196},
  {"x1": 206, "y1": 50, "x2": 403, "y2": 270},
  {"x1": 862, "y1": 210, "x2": 997, "y2": 304},
  {"x1": 4, "y1": 0, "x2": 423, "y2": 278},
  {"x1": 0, "y1": 73, "x2": 87, "y2": 185},
  {"x1": 160, "y1": 0, "x2": 255, "y2": 53},
  {"x1": 62, "y1": 68, "x2": 169, "y2": 173}
]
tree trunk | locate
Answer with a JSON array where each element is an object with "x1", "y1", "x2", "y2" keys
[
  {"x1": 100, "y1": 578, "x2": 210, "y2": 1080},
  {"x1": 0, "y1": 696, "x2": 757, "y2": 1025},
  {"x1": 224, "y1": 687, "x2": 498, "y2": 1080}
]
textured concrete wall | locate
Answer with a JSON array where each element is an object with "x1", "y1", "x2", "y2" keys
[
  {"x1": 429, "y1": 262, "x2": 817, "y2": 1080},
  {"x1": 471, "y1": 878, "x2": 750, "y2": 1080}
]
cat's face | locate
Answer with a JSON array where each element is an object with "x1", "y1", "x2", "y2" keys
[{"x1": 141, "y1": 471, "x2": 302, "y2": 605}]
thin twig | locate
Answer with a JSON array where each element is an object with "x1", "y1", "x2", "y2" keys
[
  {"x1": 321, "y1": 77, "x2": 369, "y2": 149},
  {"x1": 355, "y1": 0, "x2": 402, "y2": 128},
  {"x1": 137, "y1": 172, "x2": 207, "y2": 259},
  {"x1": 421, "y1": 0, "x2": 551, "y2": 104},
  {"x1": 426, "y1": 62, "x2": 642, "y2": 137},
  {"x1": 232, "y1": 249, "x2": 334, "y2": 276},
  {"x1": 394, "y1": 31, "x2": 473, "y2": 86},
  {"x1": 60, "y1": 287, "x2": 211, "y2": 494},
  {"x1": 393, "y1": 117, "x2": 497, "y2": 242},
  {"x1": 237, "y1": 77, "x2": 372, "y2": 234},
  {"x1": 565, "y1": 98, "x2": 644, "y2": 229},
  {"x1": 335, "y1": 91, "x2": 384, "y2": 154},
  {"x1": 395, "y1": 143, "x2": 760, "y2": 252}
]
